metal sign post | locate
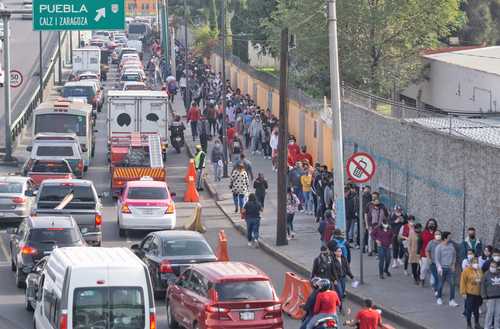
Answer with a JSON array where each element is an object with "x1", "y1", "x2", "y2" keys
[
  {"x1": 346, "y1": 152, "x2": 377, "y2": 284},
  {"x1": 2, "y1": 11, "x2": 11, "y2": 161}
]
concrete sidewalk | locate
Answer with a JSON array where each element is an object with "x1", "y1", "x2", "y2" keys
[{"x1": 172, "y1": 97, "x2": 468, "y2": 329}]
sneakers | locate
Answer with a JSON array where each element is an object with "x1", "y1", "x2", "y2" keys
[
  {"x1": 437, "y1": 298, "x2": 443, "y2": 305},
  {"x1": 234, "y1": 207, "x2": 239, "y2": 213},
  {"x1": 449, "y1": 300, "x2": 459, "y2": 307},
  {"x1": 379, "y1": 274, "x2": 385, "y2": 280},
  {"x1": 391, "y1": 261, "x2": 398, "y2": 269},
  {"x1": 385, "y1": 271, "x2": 392, "y2": 277},
  {"x1": 254, "y1": 239, "x2": 259, "y2": 248},
  {"x1": 397, "y1": 258, "x2": 404, "y2": 266},
  {"x1": 404, "y1": 270, "x2": 409, "y2": 276},
  {"x1": 247, "y1": 242, "x2": 253, "y2": 247},
  {"x1": 434, "y1": 290, "x2": 438, "y2": 297},
  {"x1": 291, "y1": 232, "x2": 296, "y2": 239}
]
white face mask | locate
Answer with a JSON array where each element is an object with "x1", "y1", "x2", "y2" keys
[
  {"x1": 467, "y1": 255, "x2": 474, "y2": 261},
  {"x1": 472, "y1": 263, "x2": 479, "y2": 270},
  {"x1": 382, "y1": 224, "x2": 389, "y2": 229},
  {"x1": 434, "y1": 235, "x2": 441, "y2": 241},
  {"x1": 494, "y1": 256, "x2": 500, "y2": 262}
]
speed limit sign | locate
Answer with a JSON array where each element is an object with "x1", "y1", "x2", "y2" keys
[{"x1": 10, "y1": 70, "x2": 23, "y2": 88}]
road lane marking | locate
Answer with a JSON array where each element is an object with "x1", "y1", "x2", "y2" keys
[{"x1": 0, "y1": 237, "x2": 10, "y2": 262}]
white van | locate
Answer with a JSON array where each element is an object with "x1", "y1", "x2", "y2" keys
[{"x1": 33, "y1": 247, "x2": 156, "y2": 329}]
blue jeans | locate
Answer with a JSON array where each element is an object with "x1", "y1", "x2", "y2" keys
[
  {"x1": 437, "y1": 267, "x2": 456, "y2": 300},
  {"x1": 233, "y1": 193, "x2": 245, "y2": 210},
  {"x1": 287, "y1": 213, "x2": 295, "y2": 235},
  {"x1": 336, "y1": 276, "x2": 346, "y2": 298},
  {"x1": 378, "y1": 246, "x2": 391, "y2": 275},
  {"x1": 430, "y1": 263, "x2": 440, "y2": 291},
  {"x1": 246, "y1": 218, "x2": 260, "y2": 242},
  {"x1": 303, "y1": 191, "x2": 313, "y2": 212}
]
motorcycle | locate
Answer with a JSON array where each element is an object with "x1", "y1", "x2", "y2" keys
[
  {"x1": 313, "y1": 316, "x2": 338, "y2": 329},
  {"x1": 170, "y1": 125, "x2": 185, "y2": 153}
]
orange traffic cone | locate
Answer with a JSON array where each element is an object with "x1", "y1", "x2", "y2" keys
[
  {"x1": 184, "y1": 176, "x2": 200, "y2": 202},
  {"x1": 216, "y1": 230, "x2": 229, "y2": 261},
  {"x1": 185, "y1": 159, "x2": 197, "y2": 183}
]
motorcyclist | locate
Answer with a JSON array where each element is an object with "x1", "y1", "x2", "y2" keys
[
  {"x1": 306, "y1": 279, "x2": 341, "y2": 329},
  {"x1": 169, "y1": 115, "x2": 186, "y2": 146},
  {"x1": 301, "y1": 278, "x2": 326, "y2": 329}
]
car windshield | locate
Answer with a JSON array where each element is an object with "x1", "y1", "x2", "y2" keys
[
  {"x1": 73, "y1": 287, "x2": 145, "y2": 329},
  {"x1": 121, "y1": 74, "x2": 141, "y2": 81},
  {"x1": 29, "y1": 228, "x2": 80, "y2": 244},
  {"x1": 127, "y1": 187, "x2": 167, "y2": 200},
  {"x1": 0, "y1": 182, "x2": 23, "y2": 193},
  {"x1": 31, "y1": 161, "x2": 71, "y2": 173},
  {"x1": 63, "y1": 86, "x2": 95, "y2": 102},
  {"x1": 163, "y1": 239, "x2": 212, "y2": 256},
  {"x1": 38, "y1": 185, "x2": 95, "y2": 203},
  {"x1": 36, "y1": 146, "x2": 75, "y2": 157},
  {"x1": 35, "y1": 114, "x2": 87, "y2": 137},
  {"x1": 215, "y1": 280, "x2": 274, "y2": 301},
  {"x1": 128, "y1": 24, "x2": 146, "y2": 34},
  {"x1": 125, "y1": 84, "x2": 147, "y2": 91}
]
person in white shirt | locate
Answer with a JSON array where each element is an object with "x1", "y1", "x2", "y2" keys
[{"x1": 269, "y1": 127, "x2": 279, "y2": 171}]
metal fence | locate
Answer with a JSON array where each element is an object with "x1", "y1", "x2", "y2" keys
[{"x1": 9, "y1": 32, "x2": 63, "y2": 144}]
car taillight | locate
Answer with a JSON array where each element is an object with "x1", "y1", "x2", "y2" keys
[
  {"x1": 264, "y1": 303, "x2": 282, "y2": 319},
  {"x1": 326, "y1": 319, "x2": 336, "y2": 327},
  {"x1": 205, "y1": 305, "x2": 230, "y2": 320},
  {"x1": 121, "y1": 204, "x2": 131, "y2": 213},
  {"x1": 59, "y1": 311, "x2": 68, "y2": 329},
  {"x1": 20, "y1": 244, "x2": 37, "y2": 255},
  {"x1": 12, "y1": 197, "x2": 26, "y2": 204},
  {"x1": 159, "y1": 259, "x2": 173, "y2": 273},
  {"x1": 95, "y1": 214, "x2": 102, "y2": 226},
  {"x1": 165, "y1": 203, "x2": 175, "y2": 214},
  {"x1": 149, "y1": 309, "x2": 156, "y2": 329}
]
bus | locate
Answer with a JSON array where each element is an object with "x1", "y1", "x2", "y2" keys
[{"x1": 33, "y1": 100, "x2": 94, "y2": 169}]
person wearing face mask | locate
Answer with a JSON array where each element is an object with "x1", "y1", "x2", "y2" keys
[
  {"x1": 435, "y1": 231, "x2": 459, "y2": 307},
  {"x1": 408, "y1": 223, "x2": 423, "y2": 285},
  {"x1": 371, "y1": 220, "x2": 394, "y2": 279},
  {"x1": 463, "y1": 249, "x2": 477, "y2": 271},
  {"x1": 426, "y1": 230, "x2": 443, "y2": 294},
  {"x1": 269, "y1": 128, "x2": 279, "y2": 171},
  {"x1": 481, "y1": 261, "x2": 500, "y2": 329},
  {"x1": 460, "y1": 257, "x2": 483, "y2": 329},
  {"x1": 461, "y1": 227, "x2": 484, "y2": 263},
  {"x1": 311, "y1": 246, "x2": 337, "y2": 286},
  {"x1": 420, "y1": 218, "x2": 438, "y2": 287},
  {"x1": 287, "y1": 136, "x2": 300, "y2": 167},
  {"x1": 399, "y1": 215, "x2": 416, "y2": 276},
  {"x1": 481, "y1": 246, "x2": 494, "y2": 273}
]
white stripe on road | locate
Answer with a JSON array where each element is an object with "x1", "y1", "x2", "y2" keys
[{"x1": 0, "y1": 237, "x2": 10, "y2": 262}]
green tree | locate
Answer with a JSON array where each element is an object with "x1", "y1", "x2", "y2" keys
[
  {"x1": 264, "y1": 0, "x2": 463, "y2": 96},
  {"x1": 208, "y1": 0, "x2": 218, "y2": 32},
  {"x1": 460, "y1": 0, "x2": 495, "y2": 45}
]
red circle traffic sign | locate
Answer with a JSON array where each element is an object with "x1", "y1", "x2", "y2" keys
[
  {"x1": 346, "y1": 152, "x2": 376, "y2": 183},
  {"x1": 10, "y1": 70, "x2": 23, "y2": 88}
]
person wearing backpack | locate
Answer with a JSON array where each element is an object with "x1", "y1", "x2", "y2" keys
[
  {"x1": 318, "y1": 210, "x2": 336, "y2": 247},
  {"x1": 311, "y1": 247, "x2": 337, "y2": 286},
  {"x1": 328, "y1": 229, "x2": 351, "y2": 264}
]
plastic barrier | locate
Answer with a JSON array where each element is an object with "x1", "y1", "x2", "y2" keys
[
  {"x1": 184, "y1": 203, "x2": 205, "y2": 233},
  {"x1": 216, "y1": 230, "x2": 229, "y2": 261},
  {"x1": 185, "y1": 159, "x2": 197, "y2": 183},
  {"x1": 184, "y1": 176, "x2": 200, "y2": 202},
  {"x1": 280, "y1": 272, "x2": 312, "y2": 320}
]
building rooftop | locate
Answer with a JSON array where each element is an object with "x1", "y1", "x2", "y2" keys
[{"x1": 423, "y1": 46, "x2": 500, "y2": 76}]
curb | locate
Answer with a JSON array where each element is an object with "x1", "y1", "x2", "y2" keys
[{"x1": 182, "y1": 127, "x2": 426, "y2": 329}]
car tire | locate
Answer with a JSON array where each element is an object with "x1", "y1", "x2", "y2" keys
[
  {"x1": 166, "y1": 300, "x2": 179, "y2": 329},
  {"x1": 16, "y1": 267, "x2": 25, "y2": 288},
  {"x1": 11, "y1": 257, "x2": 16, "y2": 272},
  {"x1": 25, "y1": 293, "x2": 34, "y2": 312}
]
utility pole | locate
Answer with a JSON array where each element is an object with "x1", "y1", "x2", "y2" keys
[
  {"x1": 327, "y1": 0, "x2": 346, "y2": 231},
  {"x1": 276, "y1": 28, "x2": 289, "y2": 246},
  {"x1": 184, "y1": 0, "x2": 189, "y2": 109},
  {"x1": 221, "y1": 0, "x2": 229, "y2": 178},
  {"x1": 69, "y1": 31, "x2": 73, "y2": 64},
  {"x1": 160, "y1": 0, "x2": 169, "y2": 77},
  {"x1": 39, "y1": 31, "x2": 43, "y2": 102},
  {"x1": 77, "y1": 30, "x2": 81, "y2": 47},
  {"x1": 57, "y1": 31, "x2": 62, "y2": 85},
  {"x1": 1, "y1": 12, "x2": 12, "y2": 161}
]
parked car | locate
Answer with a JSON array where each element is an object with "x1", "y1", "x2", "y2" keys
[
  {"x1": 117, "y1": 179, "x2": 176, "y2": 236},
  {"x1": 131, "y1": 231, "x2": 217, "y2": 297},
  {"x1": 8, "y1": 216, "x2": 85, "y2": 288},
  {"x1": 33, "y1": 247, "x2": 157, "y2": 329},
  {"x1": 32, "y1": 179, "x2": 103, "y2": 246},
  {"x1": 25, "y1": 256, "x2": 49, "y2": 311},
  {"x1": 0, "y1": 176, "x2": 35, "y2": 223},
  {"x1": 166, "y1": 262, "x2": 283, "y2": 329},
  {"x1": 25, "y1": 159, "x2": 75, "y2": 188}
]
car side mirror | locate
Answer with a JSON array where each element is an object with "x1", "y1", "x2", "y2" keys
[
  {"x1": 26, "y1": 146, "x2": 32, "y2": 152},
  {"x1": 170, "y1": 192, "x2": 176, "y2": 198},
  {"x1": 130, "y1": 243, "x2": 140, "y2": 251}
]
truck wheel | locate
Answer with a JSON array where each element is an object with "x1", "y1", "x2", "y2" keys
[{"x1": 16, "y1": 267, "x2": 25, "y2": 288}]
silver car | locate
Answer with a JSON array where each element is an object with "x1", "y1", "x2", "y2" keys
[{"x1": 0, "y1": 176, "x2": 35, "y2": 222}]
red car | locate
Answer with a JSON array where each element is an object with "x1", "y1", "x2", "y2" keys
[{"x1": 166, "y1": 262, "x2": 283, "y2": 329}]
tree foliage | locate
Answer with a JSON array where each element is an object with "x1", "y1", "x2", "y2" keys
[{"x1": 261, "y1": 0, "x2": 463, "y2": 96}]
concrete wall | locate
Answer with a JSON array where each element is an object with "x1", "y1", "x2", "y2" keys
[{"x1": 212, "y1": 53, "x2": 500, "y2": 243}]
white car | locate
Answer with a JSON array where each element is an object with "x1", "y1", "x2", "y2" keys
[{"x1": 117, "y1": 179, "x2": 176, "y2": 236}]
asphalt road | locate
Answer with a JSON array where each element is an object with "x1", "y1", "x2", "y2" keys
[{"x1": 0, "y1": 0, "x2": 58, "y2": 146}]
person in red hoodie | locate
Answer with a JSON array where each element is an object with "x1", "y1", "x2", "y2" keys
[
  {"x1": 288, "y1": 135, "x2": 300, "y2": 167},
  {"x1": 297, "y1": 145, "x2": 313, "y2": 166},
  {"x1": 305, "y1": 280, "x2": 341, "y2": 329},
  {"x1": 419, "y1": 218, "x2": 438, "y2": 287},
  {"x1": 186, "y1": 102, "x2": 201, "y2": 141}
]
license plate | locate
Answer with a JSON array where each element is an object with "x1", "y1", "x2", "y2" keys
[
  {"x1": 142, "y1": 208, "x2": 154, "y2": 215},
  {"x1": 240, "y1": 311, "x2": 255, "y2": 321}
]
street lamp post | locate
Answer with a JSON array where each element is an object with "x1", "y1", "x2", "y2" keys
[{"x1": 221, "y1": 0, "x2": 229, "y2": 178}]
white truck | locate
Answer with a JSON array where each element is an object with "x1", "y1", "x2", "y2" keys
[
  {"x1": 107, "y1": 90, "x2": 169, "y2": 152},
  {"x1": 72, "y1": 47, "x2": 101, "y2": 77}
]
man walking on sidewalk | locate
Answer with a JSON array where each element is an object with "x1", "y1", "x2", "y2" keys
[
  {"x1": 435, "y1": 231, "x2": 459, "y2": 307},
  {"x1": 187, "y1": 102, "x2": 201, "y2": 141},
  {"x1": 371, "y1": 220, "x2": 394, "y2": 279}
]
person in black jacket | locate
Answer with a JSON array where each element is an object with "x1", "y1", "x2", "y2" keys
[
  {"x1": 311, "y1": 246, "x2": 337, "y2": 286},
  {"x1": 332, "y1": 246, "x2": 354, "y2": 299},
  {"x1": 253, "y1": 173, "x2": 268, "y2": 208}
]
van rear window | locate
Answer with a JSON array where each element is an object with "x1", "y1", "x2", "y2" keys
[
  {"x1": 73, "y1": 287, "x2": 145, "y2": 329},
  {"x1": 36, "y1": 146, "x2": 74, "y2": 157},
  {"x1": 215, "y1": 280, "x2": 274, "y2": 302}
]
